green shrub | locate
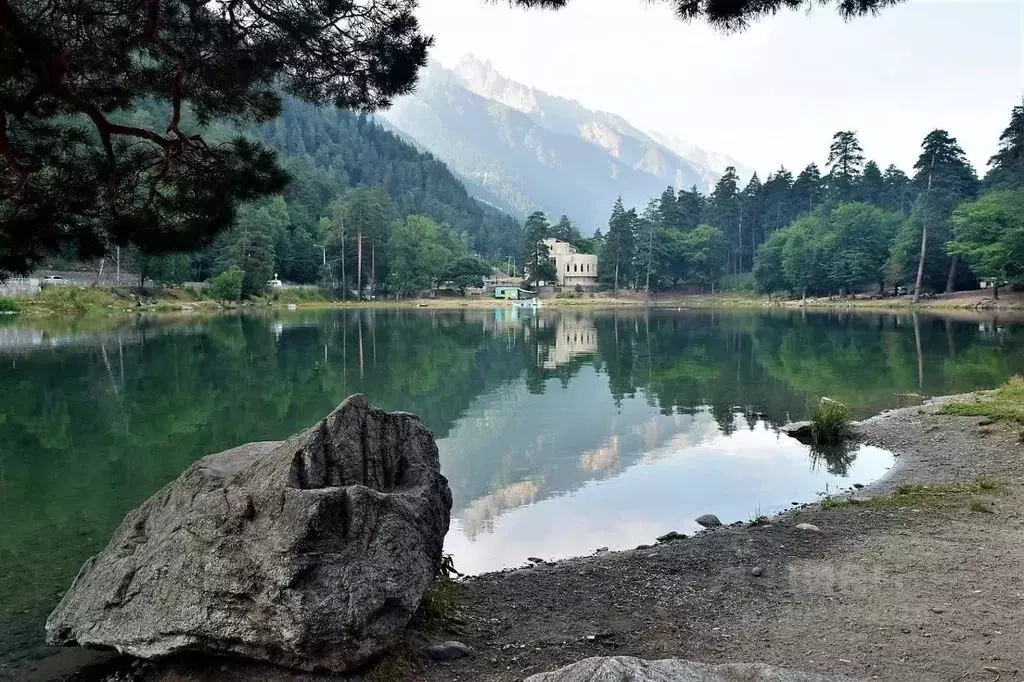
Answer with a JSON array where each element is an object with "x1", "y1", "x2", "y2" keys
[
  {"x1": 206, "y1": 267, "x2": 244, "y2": 303},
  {"x1": 0, "y1": 297, "x2": 20, "y2": 313},
  {"x1": 35, "y1": 286, "x2": 115, "y2": 315},
  {"x1": 809, "y1": 397, "x2": 852, "y2": 445}
]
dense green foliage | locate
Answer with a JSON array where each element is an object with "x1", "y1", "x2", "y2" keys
[
  {"x1": 206, "y1": 267, "x2": 244, "y2": 303},
  {"x1": 599, "y1": 108, "x2": 1024, "y2": 299},
  {"x1": 0, "y1": 0, "x2": 431, "y2": 278},
  {"x1": 948, "y1": 191, "x2": 1024, "y2": 297},
  {"x1": 809, "y1": 398, "x2": 853, "y2": 446}
]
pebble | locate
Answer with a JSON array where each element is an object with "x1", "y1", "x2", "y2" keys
[
  {"x1": 930, "y1": 607, "x2": 946, "y2": 614},
  {"x1": 656, "y1": 531, "x2": 687, "y2": 543},
  {"x1": 695, "y1": 514, "x2": 722, "y2": 528},
  {"x1": 795, "y1": 523, "x2": 821, "y2": 532},
  {"x1": 527, "y1": 557, "x2": 543, "y2": 564},
  {"x1": 853, "y1": 483, "x2": 865, "y2": 489},
  {"x1": 751, "y1": 566, "x2": 764, "y2": 577},
  {"x1": 595, "y1": 547, "x2": 609, "y2": 553}
]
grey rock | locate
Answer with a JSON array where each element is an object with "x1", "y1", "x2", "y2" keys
[
  {"x1": 849, "y1": 496, "x2": 872, "y2": 505},
  {"x1": 695, "y1": 514, "x2": 722, "y2": 528},
  {"x1": 524, "y1": 656, "x2": 851, "y2": 681},
  {"x1": 595, "y1": 546, "x2": 609, "y2": 553},
  {"x1": 780, "y1": 421, "x2": 815, "y2": 445},
  {"x1": 46, "y1": 395, "x2": 452, "y2": 673},
  {"x1": 751, "y1": 566, "x2": 764, "y2": 577},
  {"x1": 656, "y1": 531, "x2": 687, "y2": 543},
  {"x1": 852, "y1": 483, "x2": 865, "y2": 489},
  {"x1": 423, "y1": 640, "x2": 473, "y2": 661},
  {"x1": 795, "y1": 523, "x2": 821, "y2": 532}
]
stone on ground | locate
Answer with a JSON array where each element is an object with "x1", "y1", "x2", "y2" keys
[
  {"x1": 524, "y1": 656, "x2": 851, "y2": 681},
  {"x1": 422, "y1": 640, "x2": 473, "y2": 661},
  {"x1": 696, "y1": 514, "x2": 722, "y2": 528},
  {"x1": 45, "y1": 395, "x2": 452, "y2": 673}
]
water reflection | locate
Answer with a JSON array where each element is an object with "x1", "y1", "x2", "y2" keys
[{"x1": 2, "y1": 308, "x2": 1024, "y2": 662}]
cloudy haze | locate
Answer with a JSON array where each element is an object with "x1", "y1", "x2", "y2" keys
[{"x1": 415, "y1": 0, "x2": 1022, "y2": 179}]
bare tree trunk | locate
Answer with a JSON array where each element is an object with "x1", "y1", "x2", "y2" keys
[
  {"x1": 945, "y1": 254, "x2": 958, "y2": 293},
  {"x1": 614, "y1": 260, "x2": 619, "y2": 296},
  {"x1": 370, "y1": 242, "x2": 375, "y2": 297},
  {"x1": 356, "y1": 232, "x2": 363, "y2": 301},
  {"x1": 644, "y1": 223, "x2": 653, "y2": 293},
  {"x1": 913, "y1": 156, "x2": 935, "y2": 304},
  {"x1": 115, "y1": 246, "x2": 121, "y2": 285},
  {"x1": 95, "y1": 257, "x2": 105, "y2": 287}
]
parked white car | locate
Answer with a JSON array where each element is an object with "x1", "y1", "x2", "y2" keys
[{"x1": 41, "y1": 275, "x2": 68, "y2": 285}]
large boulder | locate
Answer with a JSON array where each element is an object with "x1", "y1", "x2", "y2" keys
[
  {"x1": 524, "y1": 656, "x2": 851, "y2": 681},
  {"x1": 46, "y1": 395, "x2": 452, "y2": 673}
]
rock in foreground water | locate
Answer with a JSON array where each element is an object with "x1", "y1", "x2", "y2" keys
[
  {"x1": 524, "y1": 656, "x2": 849, "y2": 681},
  {"x1": 46, "y1": 395, "x2": 452, "y2": 673}
]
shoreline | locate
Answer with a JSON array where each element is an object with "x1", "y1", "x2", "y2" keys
[
  {"x1": 4, "y1": 287, "x2": 1024, "y2": 326},
  {"x1": 12, "y1": 390, "x2": 1024, "y2": 681}
]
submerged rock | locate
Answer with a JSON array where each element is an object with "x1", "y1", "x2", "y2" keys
[
  {"x1": 695, "y1": 514, "x2": 722, "y2": 528},
  {"x1": 524, "y1": 656, "x2": 849, "y2": 681},
  {"x1": 46, "y1": 395, "x2": 452, "y2": 673},
  {"x1": 780, "y1": 421, "x2": 815, "y2": 444}
]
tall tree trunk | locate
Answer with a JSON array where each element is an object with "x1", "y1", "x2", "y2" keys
[
  {"x1": 115, "y1": 246, "x2": 121, "y2": 285},
  {"x1": 644, "y1": 224, "x2": 653, "y2": 293},
  {"x1": 913, "y1": 156, "x2": 935, "y2": 304},
  {"x1": 945, "y1": 254, "x2": 958, "y2": 293},
  {"x1": 340, "y1": 227, "x2": 346, "y2": 300},
  {"x1": 614, "y1": 260, "x2": 619, "y2": 295},
  {"x1": 356, "y1": 231, "x2": 363, "y2": 301},
  {"x1": 370, "y1": 242, "x2": 375, "y2": 297}
]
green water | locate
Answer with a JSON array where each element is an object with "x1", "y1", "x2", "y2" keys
[{"x1": 2, "y1": 307, "x2": 1023, "y2": 663}]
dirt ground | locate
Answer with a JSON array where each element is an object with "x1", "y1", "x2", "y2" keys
[{"x1": 12, "y1": 397, "x2": 1024, "y2": 682}]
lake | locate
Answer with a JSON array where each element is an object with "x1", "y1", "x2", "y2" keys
[{"x1": 3, "y1": 306, "x2": 1024, "y2": 664}]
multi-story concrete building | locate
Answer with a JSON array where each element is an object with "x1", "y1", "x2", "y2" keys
[{"x1": 542, "y1": 238, "x2": 598, "y2": 288}]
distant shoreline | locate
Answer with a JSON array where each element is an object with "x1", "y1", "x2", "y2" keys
[{"x1": 4, "y1": 285, "x2": 1024, "y2": 321}]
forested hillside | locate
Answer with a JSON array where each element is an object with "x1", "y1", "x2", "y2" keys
[
  {"x1": 106, "y1": 97, "x2": 522, "y2": 294},
  {"x1": 591, "y1": 104, "x2": 1024, "y2": 299}
]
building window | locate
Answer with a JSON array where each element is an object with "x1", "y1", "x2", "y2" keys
[{"x1": 566, "y1": 264, "x2": 570, "y2": 272}]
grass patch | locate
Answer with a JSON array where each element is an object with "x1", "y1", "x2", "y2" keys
[
  {"x1": 417, "y1": 553, "x2": 462, "y2": 623},
  {"x1": 822, "y1": 478, "x2": 1007, "y2": 510},
  {"x1": 809, "y1": 397, "x2": 852, "y2": 445},
  {"x1": 0, "y1": 296, "x2": 20, "y2": 313},
  {"x1": 263, "y1": 287, "x2": 329, "y2": 305},
  {"x1": 938, "y1": 376, "x2": 1024, "y2": 423}
]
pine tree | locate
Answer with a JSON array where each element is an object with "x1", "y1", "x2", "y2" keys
[
  {"x1": 523, "y1": 211, "x2": 555, "y2": 285},
  {"x1": 826, "y1": 131, "x2": 866, "y2": 202},
  {"x1": 761, "y1": 167, "x2": 796, "y2": 236},
  {"x1": 858, "y1": 161, "x2": 886, "y2": 206},
  {"x1": 740, "y1": 173, "x2": 764, "y2": 271},
  {"x1": 707, "y1": 167, "x2": 741, "y2": 274},
  {"x1": 985, "y1": 103, "x2": 1024, "y2": 191},
  {"x1": 657, "y1": 187, "x2": 682, "y2": 231},
  {"x1": 600, "y1": 198, "x2": 636, "y2": 294},
  {"x1": 881, "y1": 164, "x2": 915, "y2": 213},
  {"x1": 792, "y1": 163, "x2": 823, "y2": 217},
  {"x1": 676, "y1": 186, "x2": 705, "y2": 232},
  {"x1": 905, "y1": 130, "x2": 979, "y2": 297}
]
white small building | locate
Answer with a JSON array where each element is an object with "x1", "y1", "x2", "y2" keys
[{"x1": 542, "y1": 238, "x2": 597, "y2": 288}]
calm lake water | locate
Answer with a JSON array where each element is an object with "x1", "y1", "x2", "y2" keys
[{"x1": 3, "y1": 307, "x2": 1024, "y2": 663}]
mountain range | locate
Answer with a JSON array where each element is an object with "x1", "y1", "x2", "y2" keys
[{"x1": 382, "y1": 55, "x2": 752, "y2": 233}]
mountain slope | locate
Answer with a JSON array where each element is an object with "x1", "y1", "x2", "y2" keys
[
  {"x1": 382, "y1": 56, "x2": 751, "y2": 232},
  {"x1": 251, "y1": 96, "x2": 523, "y2": 260}
]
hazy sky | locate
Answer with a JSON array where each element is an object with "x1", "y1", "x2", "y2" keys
[{"x1": 416, "y1": 0, "x2": 1022, "y2": 178}]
